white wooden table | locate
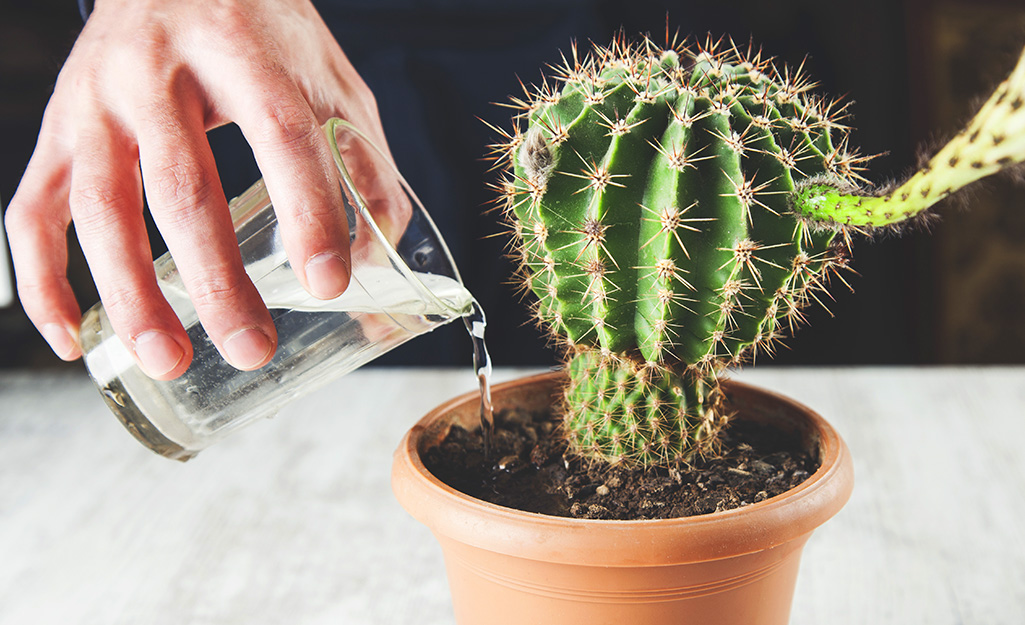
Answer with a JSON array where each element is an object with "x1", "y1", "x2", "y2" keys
[{"x1": 1, "y1": 366, "x2": 1023, "y2": 624}]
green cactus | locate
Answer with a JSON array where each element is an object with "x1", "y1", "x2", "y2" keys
[{"x1": 492, "y1": 35, "x2": 1025, "y2": 466}]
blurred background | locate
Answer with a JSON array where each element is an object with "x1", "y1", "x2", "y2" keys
[{"x1": 2, "y1": 0, "x2": 1025, "y2": 372}]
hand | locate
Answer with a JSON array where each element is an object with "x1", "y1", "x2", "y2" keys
[{"x1": 4, "y1": 0, "x2": 392, "y2": 380}]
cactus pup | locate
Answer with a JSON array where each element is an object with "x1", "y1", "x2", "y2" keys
[{"x1": 491, "y1": 35, "x2": 1025, "y2": 467}]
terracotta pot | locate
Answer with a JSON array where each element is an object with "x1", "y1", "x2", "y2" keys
[{"x1": 392, "y1": 371, "x2": 854, "y2": 625}]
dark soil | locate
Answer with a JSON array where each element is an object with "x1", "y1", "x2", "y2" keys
[{"x1": 423, "y1": 406, "x2": 819, "y2": 520}]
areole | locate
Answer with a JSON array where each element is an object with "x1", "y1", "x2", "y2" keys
[{"x1": 392, "y1": 371, "x2": 854, "y2": 625}]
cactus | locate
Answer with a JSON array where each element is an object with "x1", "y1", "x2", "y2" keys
[{"x1": 492, "y1": 35, "x2": 1025, "y2": 466}]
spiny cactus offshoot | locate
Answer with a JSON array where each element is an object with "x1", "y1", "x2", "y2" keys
[{"x1": 491, "y1": 35, "x2": 1025, "y2": 466}]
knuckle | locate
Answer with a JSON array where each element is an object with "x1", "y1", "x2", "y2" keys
[
  {"x1": 133, "y1": 27, "x2": 174, "y2": 68},
  {"x1": 290, "y1": 200, "x2": 339, "y2": 238},
  {"x1": 256, "y1": 100, "x2": 321, "y2": 156},
  {"x1": 3, "y1": 200, "x2": 32, "y2": 235},
  {"x1": 63, "y1": 62, "x2": 104, "y2": 100},
  {"x1": 99, "y1": 282, "x2": 150, "y2": 321},
  {"x1": 69, "y1": 182, "x2": 134, "y2": 234},
  {"x1": 150, "y1": 159, "x2": 217, "y2": 216},
  {"x1": 206, "y1": 3, "x2": 252, "y2": 45},
  {"x1": 351, "y1": 82, "x2": 380, "y2": 117},
  {"x1": 187, "y1": 273, "x2": 252, "y2": 310},
  {"x1": 15, "y1": 278, "x2": 59, "y2": 311},
  {"x1": 73, "y1": 181, "x2": 109, "y2": 208},
  {"x1": 291, "y1": 206, "x2": 328, "y2": 229},
  {"x1": 113, "y1": 24, "x2": 178, "y2": 86}
]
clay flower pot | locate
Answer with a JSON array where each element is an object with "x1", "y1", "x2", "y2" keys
[{"x1": 392, "y1": 371, "x2": 854, "y2": 625}]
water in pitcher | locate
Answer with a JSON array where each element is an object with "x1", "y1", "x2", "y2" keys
[
  {"x1": 253, "y1": 260, "x2": 495, "y2": 452},
  {"x1": 82, "y1": 260, "x2": 495, "y2": 459},
  {"x1": 256, "y1": 265, "x2": 496, "y2": 455}
]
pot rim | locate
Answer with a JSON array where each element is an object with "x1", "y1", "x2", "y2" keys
[{"x1": 393, "y1": 370, "x2": 854, "y2": 566}]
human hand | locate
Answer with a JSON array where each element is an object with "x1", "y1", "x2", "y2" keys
[{"x1": 4, "y1": 0, "x2": 394, "y2": 380}]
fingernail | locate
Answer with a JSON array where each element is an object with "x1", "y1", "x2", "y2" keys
[
  {"x1": 134, "y1": 331, "x2": 185, "y2": 378},
  {"x1": 41, "y1": 323, "x2": 79, "y2": 360},
  {"x1": 223, "y1": 327, "x2": 274, "y2": 370},
  {"x1": 305, "y1": 252, "x2": 349, "y2": 299}
]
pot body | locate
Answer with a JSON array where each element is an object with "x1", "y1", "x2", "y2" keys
[
  {"x1": 392, "y1": 372, "x2": 854, "y2": 625},
  {"x1": 437, "y1": 534, "x2": 808, "y2": 624}
]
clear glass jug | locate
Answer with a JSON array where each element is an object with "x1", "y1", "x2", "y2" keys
[{"x1": 79, "y1": 119, "x2": 470, "y2": 461}]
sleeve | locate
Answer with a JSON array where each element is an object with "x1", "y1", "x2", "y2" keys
[{"x1": 78, "y1": 0, "x2": 93, "y2": 21}]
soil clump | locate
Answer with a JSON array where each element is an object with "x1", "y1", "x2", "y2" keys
[{"x1": 424, "y1": 405, "x2": 819, "y2": 520}]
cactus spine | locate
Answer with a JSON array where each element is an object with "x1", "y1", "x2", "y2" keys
[{"x1": 493, "y1": 35, "x2": 1025, "y2": 466}]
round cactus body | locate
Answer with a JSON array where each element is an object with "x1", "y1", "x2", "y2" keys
[
  {"x1": 494, "y1": 35, "x2": 1025, "y2": 466},
  {"x1": 502, "y1": 40, "x2": 853, "y2": 374}
]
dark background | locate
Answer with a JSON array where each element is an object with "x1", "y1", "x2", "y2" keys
[{"x1": 3, "y1": 0, "x2": 1025, "y2": 372}]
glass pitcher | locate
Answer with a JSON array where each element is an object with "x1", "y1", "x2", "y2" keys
[{"x1": 79, "y1": 119, "x2": 470, "y2": 461}]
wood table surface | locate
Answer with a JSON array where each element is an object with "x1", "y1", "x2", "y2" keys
[{"x1": 1, "y1": 366, "x2": 1023, "y2": 624}]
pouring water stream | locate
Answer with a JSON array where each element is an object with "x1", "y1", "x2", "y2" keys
[{"x1": 463, "y1": 300, "x2": 494, "y2": 458}]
